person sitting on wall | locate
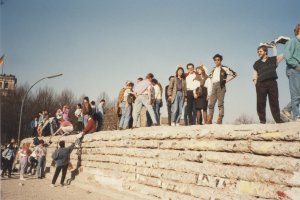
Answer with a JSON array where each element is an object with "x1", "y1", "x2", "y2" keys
[{"x1": 75, "y1": 112, "x2": 96, "y2": 139}]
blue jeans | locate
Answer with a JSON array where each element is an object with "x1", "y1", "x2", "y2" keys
[
  {"x1": 132, "y1": 95, "x2": 157, "y2": 127},
  {"x1": 119, "y1": 102, "x2": 132, "y2": 129},
  {"x1": 171, "y1": 91, "x2": 184, "y2": 123},
  {"x1": 288, "y1": 68, "x2": 300, "y2": 119},
  {"x1": 83, "y1": 115, "x2": 88, "y2": 127},
  {"x1": 37, "y1": 156, "x2": 45, "y2": 178},
  {"x1": 153, "y1": 99, "x2": 162, "y2": 124}
]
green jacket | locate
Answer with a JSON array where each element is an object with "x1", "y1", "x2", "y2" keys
[{"x1": 284, "y1": 37, "x2": 300, "y2": 68}]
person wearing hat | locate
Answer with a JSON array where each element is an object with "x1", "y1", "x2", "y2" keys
[{"x1": 50, "y1": 140, "x2": 74, "y2": 187}]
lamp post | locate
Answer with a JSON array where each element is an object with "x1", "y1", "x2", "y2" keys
[{"x1": 17, "y1": 73, "x2": 63, "y2": 146}]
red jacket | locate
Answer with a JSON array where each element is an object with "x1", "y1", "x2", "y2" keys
[{"x1": 83, "y1": 117, "x2": 96, "y2": 135}]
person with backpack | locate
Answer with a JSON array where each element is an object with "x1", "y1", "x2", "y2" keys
[
  {"x1": 193, "y1": 65, "x2": 212, "y2": 125},
  {"x1": 119, "y1": 81, "x2": 135, "y2": 130}
]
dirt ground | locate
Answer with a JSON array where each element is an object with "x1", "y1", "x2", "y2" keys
[{"x1": 1, "y1": 173, "x2": 134, "y2": 200}]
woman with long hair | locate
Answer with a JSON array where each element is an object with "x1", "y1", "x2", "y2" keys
[
  {"x1": 194, "y1": 65, "x2": 211, "y2": 124},
  {"x1": 167, "y1": 66, "x2": 187, "y2": 126}
]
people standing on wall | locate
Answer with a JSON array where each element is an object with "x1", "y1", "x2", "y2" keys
[
  {"x1": 168, "y1": 66, "x2": 187, "y2": 126},
  {"x1": 82, "y1": 97, "x2": 92, "y2": 128},
  {"x1": 97, "y1": 99, "x2": 105, "y2": 131},
  {"x1": 185, "y1": 63, "x2": 197, "y2": 125},
  {"x1": 152, "y1": 78, "x2": 163, "y2": 125},
  {"x1": 74, "y1": 104, "x2": 83, "y2": 132},
  {"x1": 193, "y1": 65, "x2": 211, "y2": 125},
  {"x1": 31, "y1": 117, "x2": 38, "y2": 137},
  {"x1": 119, "y1": 81, "x2": 135, "y2": 130},
  {"x1": 207, "y1": 54, "x2": 237, "y2": 124},
  {"x1": 165, "y1": 76, "x2": 174, "y2": 126},
  {"x1": 253, "y1": 46, "x2": 284, "y2": 124},
  {"x1": 132, "y1": 73, "x2": 158, "y2": 128},
  {"x1": 283, "y1": 23, "x2": 300, "y2": 121}
]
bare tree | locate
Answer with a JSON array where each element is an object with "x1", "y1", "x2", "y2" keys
[{"x1": 234, "y1": 114, "x2": 255, "y2": 125}]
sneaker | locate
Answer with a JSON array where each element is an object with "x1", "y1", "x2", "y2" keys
[
  {"x1": 175, "y1": 123, "x2": 180, "y2": 127},
  {"x1": 20, "y1": 177, "x2": 26, "y2": 181},
  {"x1": 171, "y1": 122, "x2": 175, "y2": 127},
  {"x1": 50, "y1": 184, "x2": 55, "y2": 188},
  {"x1": 281, "y1": 111, "x2": 292, "y2": 122}
]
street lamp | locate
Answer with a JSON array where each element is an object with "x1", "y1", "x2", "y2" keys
[{"x1": 17, "y1": 73, "x2": 63, "y2": 146}]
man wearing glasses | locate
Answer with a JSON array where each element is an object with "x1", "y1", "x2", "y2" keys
[
  {"x1": 207, "y1": 54, "x2": 237, "y2": 124},
  {"x1": 253, "y1": 46, "x2": 284, "y2": 124}
]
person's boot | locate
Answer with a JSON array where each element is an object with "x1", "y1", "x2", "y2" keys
[
  {"x1": 217, "y1": 116, "x2": 223, "y2": 124},
  {"x1": 207, "y1": 115, "x2": 212, "y2": 124},
  {"x1": 203, "y1": 111, "x2": 208, "y2": 124}
]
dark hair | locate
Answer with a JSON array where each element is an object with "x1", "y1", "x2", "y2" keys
[
  {"x1": 100, "y1": 99, "x2": 105, "y2": 103},
  {"x1": 137, "y1": 77, "x2": 143, "y2": 81},
  {"x1": 59, "y1": 141, "x2": 65, "y2": 148},
  {"x1": 168, "y1": 76, "x2": 174, "y2": 81},
  {"x1": 91, "y1": 101, "x2": 95, "y2": 105},
  {"x1": 186, "y1": 63, "x2": 194, "y2": 69},
  {"x1": 39, "y1": 139, "x2": 44, "y2": 144},
  {"x1": 146, "y1": 73, "x2": 154, "y2": 80},
  {"x1": 83, "y1": 96, "x2": 89, "y2": 102},
  {"x1": 151, "y1": 78, "x2": 158, "y2": 84},
  {"x1": 257, "y1": 45, "x2": 268, "y2": 55},
  {"x1": 176, "y1": 67, "x2": 186, "y2": 79},
  {"x1": 127, "y1": 82, "x2": 134, "y2": 87},
  {"x1": 213, "y1": 54, "x2": 223, "y2": 61},
  {"x1": 77, "y1": 103, "x2": 82, "y2": 108}
]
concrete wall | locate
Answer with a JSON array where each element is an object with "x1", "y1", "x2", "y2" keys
[{"x1": 22, "y1": 122, "x2": 300, "y2": 200}]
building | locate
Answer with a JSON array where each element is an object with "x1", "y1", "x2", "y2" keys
[{"x1": 0, "y1": 74, "x2": 17, "y2": 96}]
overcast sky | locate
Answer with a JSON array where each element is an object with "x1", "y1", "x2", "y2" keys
[{"x1": 1, "y1": 0, "x2": 299, "y2": 123}]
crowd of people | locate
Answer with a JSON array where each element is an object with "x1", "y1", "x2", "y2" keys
[
  {"x1": 1, "y1": 138, "x2": 46, "y2": 180},
  {"x1": 1, "y1": 23, "x2": 299, "y2": 188}
]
